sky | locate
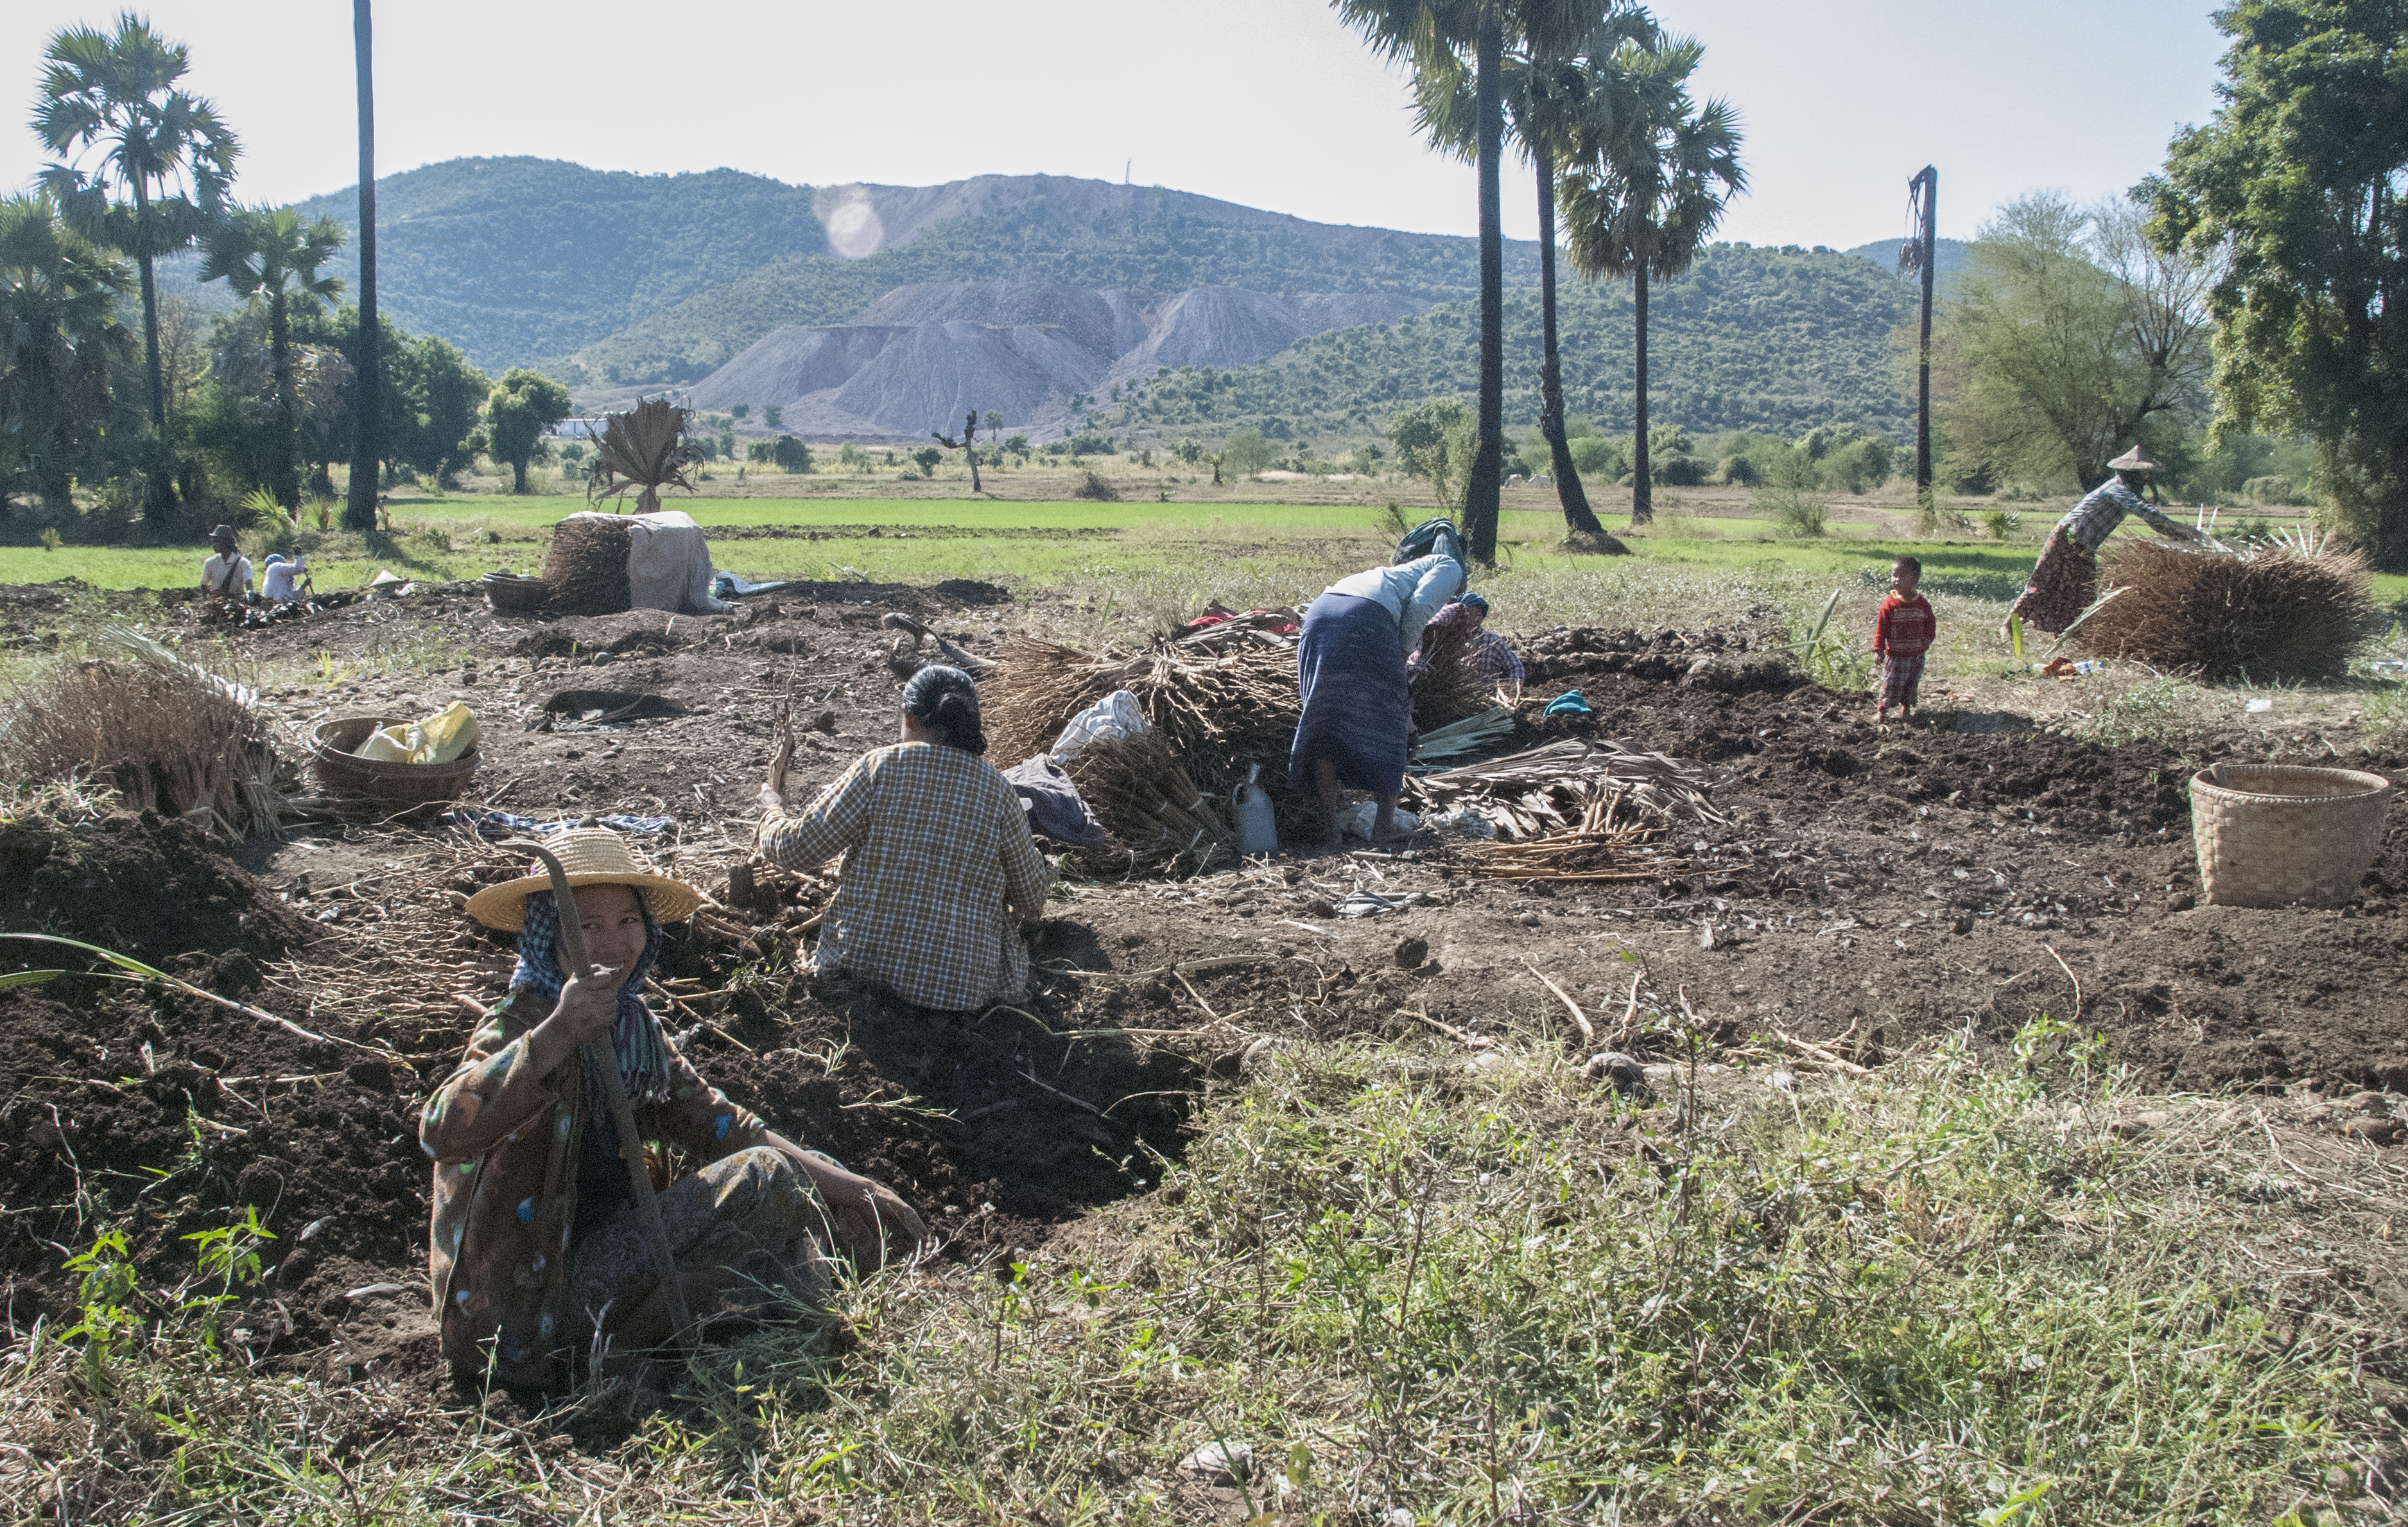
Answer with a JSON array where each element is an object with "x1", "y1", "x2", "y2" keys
[{"x1": 2, "y1": 0, "x2": 2230, "y2": 250}]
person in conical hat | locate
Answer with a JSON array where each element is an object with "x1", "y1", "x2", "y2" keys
[
  {"x1": 420, "y1": 827, "x2": 926, "y2": 1386},
  {"x1": 2005, "y1": 446, "x2": 2202, "y2": 635}
]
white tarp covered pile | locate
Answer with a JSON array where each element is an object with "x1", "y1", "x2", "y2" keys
[{"x1": 558, "y1": 510, "x2": 731, "y2": 615}]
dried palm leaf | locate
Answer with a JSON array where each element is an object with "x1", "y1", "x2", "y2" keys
[{"x1": 587, "y1": 397, "x2": 702, "y2": 515}]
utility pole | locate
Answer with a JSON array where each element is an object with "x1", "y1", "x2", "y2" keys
[
  {"x1": 346, "y1": 0, "x2": 382, "y2": 532},
  {"x1": 1900, "y1": 166, "x2": 1937, "y2": 518}
]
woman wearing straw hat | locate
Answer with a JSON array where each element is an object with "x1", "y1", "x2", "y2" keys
[
  {"x1": 755, "y1": 665, "x2": 1052, "y2": 1010},
  {"x1": 422, "y1": 828, "x2": 926, "y2": 1386},
  {"x1": 198, "y1": 525, "x2": 253, "y2": 602},
  {"x1": 2007, "y1": 448, "x2": 2201, "y2": 634}
]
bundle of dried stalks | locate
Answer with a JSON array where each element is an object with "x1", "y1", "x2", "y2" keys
[
  {"x1": 1410, "y1": 631, "x2": 1500, "y2": 731},
  {"x1": 0, "y1": 654, "x2": 284, "y2": 837},
  {"x1": 1410, "y1": 739, "x2": 1723, "y2": 840},
  {"x1": 540, "y1": 515, "x2": 633, "y2": 616},
  {"x1": 2079, "y1": 535, "x2": 2372, "y2": 681},
  {"x1": 1060, "y1": 729, "x2": 1235, "y2": 873},
  {"x1": 1458, "y1": 792, "x2": 1689, "y2": 881},
  {"x1": 587, "y1": 397, "x2": 702, "y2": 515}
]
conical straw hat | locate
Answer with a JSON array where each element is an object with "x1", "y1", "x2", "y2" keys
[
  {"x1": 2107, "y1": 446, "x2": 2159, "y2": 473},
  {"x1": 464, "y1": 826, "x2": 706, "y2": 930}
]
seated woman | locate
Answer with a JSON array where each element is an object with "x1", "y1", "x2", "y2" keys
[
  {"x1": 1411, "y1": 591, "x2": 1525, "y2": 686},
  {"x1": 756, "y1": 665, "x2": 1050, "y2": 1011},
  {"x1": 1290, "y1": 549, "x2": 1466, "y2": 848},
  {"x1": 421, "y1": 829, "x2": 925, "y2": 1386}
]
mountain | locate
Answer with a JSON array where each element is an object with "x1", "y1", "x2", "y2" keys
[
  {"x1": 1110, "y1": 243, "x2": 1923, "y2": 444},
  {"x1": 691, "y1": 283, "x2": 1427, "y2": 439}
]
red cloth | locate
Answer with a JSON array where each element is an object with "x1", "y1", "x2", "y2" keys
[{"x1": 1874, "y1": 593, "x2": 1936, "y2": 658}]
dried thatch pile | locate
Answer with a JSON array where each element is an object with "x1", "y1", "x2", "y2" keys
[
  {"x1": 1, "y1": 641, "x2": 284, "y2": 836},
  {"x1": 541, "y1": 516, "x2": 634, "y2": 616},
  {"x1": 2079, "y1": 535, "x2": 2372, "y2": 681}
]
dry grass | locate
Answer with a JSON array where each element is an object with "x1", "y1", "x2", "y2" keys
[
  {"x1": 2081, "y1": 537, "x2": 2374, "y2": 682},
  {"x1": 541, "y1": 514, "x2": 634, "y2": 616},
  {"x1": 0, "y1": 654, "x2": 283, "y2": 837}
]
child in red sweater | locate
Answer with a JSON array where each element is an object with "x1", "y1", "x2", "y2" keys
[{"x1": 1874, "y1": 555, "x2": 1935, "y2": 724}]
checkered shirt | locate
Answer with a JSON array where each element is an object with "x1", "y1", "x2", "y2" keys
[
  {"x1": 2056, "y1": 480, "x2": 2184, "y2": 555},
  {"x1": 758, "y1": 742, "x2": 1048, "y2": 1011}
]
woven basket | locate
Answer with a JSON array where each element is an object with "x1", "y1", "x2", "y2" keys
[
  {"x1": 308, "y1": 715, "x2": 481, "y2": 808},
  {"x1": 2190, "y1": 764, "x2": 2395, "y2": 908},
  {"x1": 481, "y1": 571, "x2": 551, "y2": 615}
]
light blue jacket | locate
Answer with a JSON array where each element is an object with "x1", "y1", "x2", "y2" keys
[{"x1": 1324, "y1": 555, "x2": 1468, "y2": 658}]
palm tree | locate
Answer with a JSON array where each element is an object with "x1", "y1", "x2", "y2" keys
[
  {"x1": 200, "y1": 208, "x2": 347, "y2": 512},
  {"x1": 33, "y1": 14, "x2": 238, "y2": 437},
  {"x1": 1557, "y1": 34, "x2": 1742, "y2": 525},
  {"x1": 1414, "y1": 7, "x2": 1657, "y2": 539},
  {"x1": 347, "y1": 0, "x2": 383, "y2": 532},
  {"x1": 1332, "y1": 2, "x2": 1593, "y2": 564},
  {"x1": 0, "y1": 195, "x2": 132, "y2": 512}
]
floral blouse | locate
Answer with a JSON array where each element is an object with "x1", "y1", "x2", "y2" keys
[{"x1": 419, "y1": 990, "x2": 766, "y2": 1384}]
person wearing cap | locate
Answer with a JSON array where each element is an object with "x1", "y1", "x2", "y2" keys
[
  {"x1": 421, "y1": 828, "x2": 927, "y2": 1386},
  {"x1": 755, "y1": 665, "x2": 1052, "y2": 1011},
  {"x1": 1290, "y1": 548, "x2": 1466, "y2": 848},
  {"x1": 198, "y1": 526, "x2": 253, "y2": 602},
  {"x1": 261, "y1": 552, "x2": 309, "y2": 604},
  {"x1": 1410, "y1": 591, "x2": 1525, "y2": 687},
  {"x1": 2007, "y1": 448, "x2": 2201, "y2": 634}
]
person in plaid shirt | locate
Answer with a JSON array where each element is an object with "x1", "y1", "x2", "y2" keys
[
  {"x1": 2007, "y1": 448, "x2": 2201, "y2": 633},
  {"x1": 1874, "y1": 555, "x2": 1936, "y2": 724},
  {"x1": 757, "y1": 665, "x2": 1051, "y2": 1010}
]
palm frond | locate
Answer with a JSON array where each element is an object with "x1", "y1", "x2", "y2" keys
[{"x1": 587, "y1": 397, "x2": 702, "y2": 514}]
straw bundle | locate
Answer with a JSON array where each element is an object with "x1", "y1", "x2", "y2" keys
[
  {"x1": 1410, "y1": 739, "x2": 1723, "y2": 840},
  {"x1": 1059, "y1": 729, "x2": 1236, "y2": 873},
  {"x1": 1, "y1": 652, "x2": 284, "y2": 836},
  {"x1": 1457, "y1": 793, "x2": 1687, "y2": 882},
  {"x1": 540, "y1": 515, "x2": 633, "y2": 616},
  {"x1": 2079, "y1": 535, "x2": 2372, "y2": 681},
  {"x1": 1410, "y1": 631, "x2": 1500, "y2": 731}
]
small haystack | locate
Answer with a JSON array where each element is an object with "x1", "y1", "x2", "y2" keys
[
  {"x1": 541, "y1": 514, "x2": 634, "y2": 616},
  {"x1": 2079, "y1": 534, "x2": 2372, "y2": 681},
  {"x1": 1, "y1": 637, "x2": 285, "y2": 835}
]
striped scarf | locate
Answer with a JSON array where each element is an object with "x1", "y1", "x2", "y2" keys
[{"x1": 511, "y1": 889, "x2": 673, "y2": 1106}]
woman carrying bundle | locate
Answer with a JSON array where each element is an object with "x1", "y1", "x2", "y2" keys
[
  {"x1": 2008, "y1": 448, "x2": 2201, "y2": 634},
  {"x1": 756, "y1": 665, "x2": 1051, "y2": 1010},
  {"x1": 1290, "y1": 546, "x2": 1467, "y2": 849},
  {"x1": 422, "y1": 830, "x2": 924, "y2": 1387}
]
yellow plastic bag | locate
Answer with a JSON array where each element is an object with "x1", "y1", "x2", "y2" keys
[
  {"x1": 354, "y1": 723, "x2": 420, "y2": 763},
  {"x1": 416, "y1": 702, "x2": 480, "y2": 764}
]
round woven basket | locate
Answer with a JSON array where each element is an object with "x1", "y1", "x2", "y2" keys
[
  {"x1": 481, "y1": 571, "x2": 551, "y2": 614},
  {"x1": 2190, "y1": 764, "x2": 2394, "y2": 908},
  {"x1": 308, "y1": 715, "x2": 481, "y2": 808}
]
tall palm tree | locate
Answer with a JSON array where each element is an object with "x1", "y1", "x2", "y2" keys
[
  {"x1": 1332, "y1": 1, "x2": 1591, "y2": 564},
  {"x1": 200, "y1": 207, "x2": 347, "y2": 512},
  {"x1": 1557, "y1": 34, "x2": 1742, "y2": 525},
  {"x1": 33, "y1": 14, "x2": 238, "y2": 436},
  {"x1": 1415, "y1": 6, "x2": 1657, "y2": 539},
  {"x1": 347, "y1": 0, "x2": 383, "y2": 531},
  {"x1": 0, "y1": 195, "x2": 132, "y2": 512}
]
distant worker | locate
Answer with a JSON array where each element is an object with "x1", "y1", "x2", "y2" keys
[
  {"x1": 261, "y1": 552, "x2": 311, "y2": 604},
  {"x1": 1873, "y1": 555, "x2": 1936, "y2": 725},
  {"x1": 199, "y1": 525, "x2": 252, "y2": 602},
  {"x1": 756, "y1": 665, "x2": 1051, "y2": 1011},
  {"x1": 1290, "y1": 539, "x2": 1466, "y2": 849},
  {"x1": 1411, "y1": 591, "x2": 1525, "y2": 688},
  {"x1": 2007, "y1": 448, "x2": 2200, "y2": 634}
]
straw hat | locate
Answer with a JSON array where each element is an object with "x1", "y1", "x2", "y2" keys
[
  {"x1": 209, "y1": 523, "x2": 239, "y2": 547},
  {"x1": 465, "y1": 828, "x2": 706, "y2": 930},
  {"x1": 2107, "y1": 447, "x2": 2159, "y2": 473}
]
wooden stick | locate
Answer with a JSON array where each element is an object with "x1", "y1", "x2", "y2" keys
[
  {"x1": 1525, "y1": 963, "x2": 1595, "y2": 1047},
  {"x1": 1410, "y1": 1006, "x2": 1493, "y2": 1049},
  {"x1": 2045, "y1": 945, "x2": 2084, "y2": 1028},
  {"x1": 1773, "y1": 1027, "x2": 1873, "y2": 1076},
  {"x1": 1614, "y1": 968, "x2": 1643, "y2": 1047},
  {"x1": 504, "y1": 840, "x2": 695, "y2": 1352}
]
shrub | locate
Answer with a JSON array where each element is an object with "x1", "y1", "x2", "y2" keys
[
  {"x1": 1568, "y1": 435, "x2": 1624, "y2": 478},
  {"x1": 1984, "y1": 509, "x2": 2022, "y2": 541},
  {"x1": 1220, "y1": 430, "x2": 1278, "y2": 478},
  {"x1": 1074, "y1": 469, "x2": 1119, "y2": 502},
  {"x1": 772, "y1": 436, "x2": 813, "y2": 473},
  {"x1": 912, "y1": 446, "x2": 942, "y2": 476},
  {"x1": 1719, "y1": 454, "x2": 1762, "y2": 487},
  {"x1": 1753, "y1": 446, "x2": 1826, "y2": 537}
]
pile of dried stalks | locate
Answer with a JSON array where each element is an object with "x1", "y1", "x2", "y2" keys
[
  {"x1": 1059, "y1": 730, "x2": 1236, "y2": 873},
  {"x1": 1409, "y1": 739, "x2": 1724, "y2": 841},
  {"x1": 1455, "y1": 794, "x2": 1690, "y2": 882},
  {"x1": 541, "y1": 515, "x2": 633, "y2": 616},
  {"x1": 0, "y1": 648, "x2": 286, "y2": 837},
  {"x1": 2079, "y1": 534, "x2": 2372, "y2": 681},
  {"x1": 1409, "y1": 631, "x2": 1503, "y2": 731}
]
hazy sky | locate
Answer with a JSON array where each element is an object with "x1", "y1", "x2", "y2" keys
[{"x1": 3, "y1": 0, "x2": 2229, "y2": 249}]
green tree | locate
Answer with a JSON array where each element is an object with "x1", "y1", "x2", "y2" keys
[
  {"x1": 33, "y1": 13, "x2": 238, "y2": 436},
  {"x1": 1220, "y1": 427, "x2": 1279, "y2": 478},
  {"x1": 911, "y1": 444, "x2": 942, "y2": 476},
  {"x1": 482, "y1": 368, "x2": 571, "y2": 493},
  {"x1": 1388, "y1": 397, "x2": 1477, "y2": 509},
  {"x1": 2142, "y1": 0, "x2": 2408, "y2": 564},
  {"x1": 1334, "y1": 3, "x2": 1595, "y2": 564},
  {"x1": 199, "y1": 207, "x2": 346, "y2": 512},
  {"x1": 0, "y1": 194, "x2": 132, "y2": 512},
  {"x1": 772, "y1": 435, "x2": 812, "y2": 473},
  {"x1": 1557, "y1": 31, "x2": 1744, "y2": 524},
  {"x1": 1938, "y1": 194, "x2": 2212, "y2": 493},
  {"x1": 1413, "y1": 4, "x2": 1656, "y2": 538}
]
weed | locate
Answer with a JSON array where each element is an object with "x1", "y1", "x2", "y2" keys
[
  {"x1": 2074, "y1": 673, "x2": 2189, "y2": 745},
  {"x1": 39, "y1": 527, "x2": 60, "y2": 552}
]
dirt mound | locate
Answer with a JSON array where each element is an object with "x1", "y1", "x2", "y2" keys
[{"x1": 0, "y1": 811, "x2": 314, "y2": 973}]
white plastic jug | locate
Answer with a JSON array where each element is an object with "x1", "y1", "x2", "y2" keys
[{"x1": 1232, "y1": 763, "x2": 1278, "y2": 855}]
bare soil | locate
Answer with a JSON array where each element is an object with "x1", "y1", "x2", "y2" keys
[{"x1": 3, "y1": 577, "x2": 2404, "y2": 1394}]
